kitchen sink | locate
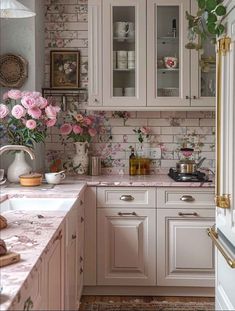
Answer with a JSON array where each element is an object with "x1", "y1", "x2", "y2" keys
[{"x1": 0, "y1": 197, "x2": 77, "y2": 213}]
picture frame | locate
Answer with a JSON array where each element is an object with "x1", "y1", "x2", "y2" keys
[{"x1": 50, "y1": 50, "x2": 80, "y2": 89}]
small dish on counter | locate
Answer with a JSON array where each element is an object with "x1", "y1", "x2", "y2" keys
[{"x1": 19, "y1": 173, "x2": 43, "y2": 187}]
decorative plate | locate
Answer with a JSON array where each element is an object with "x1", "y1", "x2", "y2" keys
[{"x1": 0, "y1": 54, "x2": 28, "y2": 88}]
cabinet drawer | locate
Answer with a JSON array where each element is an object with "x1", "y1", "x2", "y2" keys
[
  {"x1": 97, "y1": 187, "x2": 156, "y2": 208},
  {"x1": 157, "y1": 187, "x2": 215, "y2": 209}
]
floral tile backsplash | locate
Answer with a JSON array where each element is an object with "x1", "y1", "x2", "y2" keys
[{"x1": 44, "y1": 0, "x2": 215, "y2": 175}]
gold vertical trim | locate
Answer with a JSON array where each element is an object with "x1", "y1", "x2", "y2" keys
[{"x1": 215, "y1": 37, "x2": 231, "y2": 209}]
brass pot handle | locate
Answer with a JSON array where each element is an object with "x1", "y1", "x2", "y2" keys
[{"x1": 207, "y1": 226, "x2": 235, "y2": 268}]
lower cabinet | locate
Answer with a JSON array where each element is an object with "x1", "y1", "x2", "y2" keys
[
  {"x1": 65, "y1": 199, "x2": 85, "y2": 310},
  {"x1": 97, "y1": 208, "x2": 156, "y2": 286},
  {"x1": 157, "y1": 208, "x2": 215, "y2": 287},
  {"x1": 45, "y1": 227, "x2": 65, "y2": 310}
]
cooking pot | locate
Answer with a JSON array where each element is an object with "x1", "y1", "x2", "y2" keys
[{"x1": 176, "y1": 157, "x2": 206, "y2": 174}]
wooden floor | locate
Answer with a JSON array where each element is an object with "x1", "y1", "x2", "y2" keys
[{"x1": 81, "y1": 295, "x2": 215, "y2": 303}]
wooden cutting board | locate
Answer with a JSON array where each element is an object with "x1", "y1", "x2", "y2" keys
[{"x1": 0, "y1": 252, "x2": 21, "y2": 267}]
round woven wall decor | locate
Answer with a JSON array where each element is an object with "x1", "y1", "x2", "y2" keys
[{"x1": 0, "y1": 54, "x2": 28, "y2": 88}]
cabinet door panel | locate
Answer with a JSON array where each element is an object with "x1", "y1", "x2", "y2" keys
[
  {"x1": 157, "y1": 208, "x2": 215, "y2": 287},
  {"x1": 103, "y1": 0, "x2": 146, "y2": 107},
  {"x1": 97, "y1": 208, "x2": 156, "y2": 285},
  {"x1": 147, "y1": 0, "x2": 190, "y2": 107}
]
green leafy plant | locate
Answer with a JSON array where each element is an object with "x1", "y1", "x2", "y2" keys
[{"x1": 186, "y1": 0, "x2": 234, "y2": 50}]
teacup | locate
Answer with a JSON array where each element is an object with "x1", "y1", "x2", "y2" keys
[{"x1": 45, "y1": 172, "x2": 66, "y2": 185}]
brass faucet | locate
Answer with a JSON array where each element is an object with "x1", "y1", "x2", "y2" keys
[{"x1": 0, "y1": 145, "x2": 35, "y2": 160}]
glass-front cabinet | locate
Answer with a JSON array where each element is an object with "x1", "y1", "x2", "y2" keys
[
  {"x1": 102, "y1": 0, "x2": 146, "y2": 107},
  {"x1": 88, "y1": 0, "x2": 215, "y2": 110},
  {"x1": 190, "y1": 1, "x2": 216, "y2": 107},
  {"x1": 147, "y1": 0, "x2": 190, "y2": 107}
]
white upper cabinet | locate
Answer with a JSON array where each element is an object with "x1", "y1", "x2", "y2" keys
[
  {"x1": 147, "y1": 0, "x2": 190, "y2": 107},
  {"x1": 88, "y1": 0, "x2": 215, "y2": 110}
]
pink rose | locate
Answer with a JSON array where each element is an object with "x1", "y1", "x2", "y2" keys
[
  {"x1": 8, "y1": 90, "x2": 22, "y2": 100},
  {"x1": 46, "y1": 119, "x2": 56, "y2": 127},
  {"x1": 11, "y1": 105, "x2": 26, "y2": 119},
  {"x1": 45, "y1": 105, "x2": 60, "y2": 119},
  {"x1": 73, "y1": 125, "x2": 83, "y2": 134},
  {"x1": 21, "y1": 96, "x2": 37, "y2": 109},
  {"x1": 60, "y1": 123, "x2": 72, "y2": 135},
  {"x1": 36, "y1": 97, "x2": 48, "y2": 109},
  {"x1": 0, "y1": 104, "x2": 9, "y2": 118},
  {"x1": 3, "y1": 92, "x2": 9, "y2": 100},
  {"x1": 84, "y1": 117, "x2": 92, "y2": 126},
  {"x1": 28, "y1": 107, "x2": 42, "y2": 119},
  {"x1": 26, "y1": 119, "x2": 37, "y2": 130},
  {"x1": 88, "y1": 128, "x2": 97, "y2": 137}
]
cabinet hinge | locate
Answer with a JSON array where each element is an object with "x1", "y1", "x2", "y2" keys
[{"x1": 217, "y1": 37, "x2": 231, "y2": 55}]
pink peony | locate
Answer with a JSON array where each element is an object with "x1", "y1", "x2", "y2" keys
[
  {"x1": 0, "y1": 104, "x2": 9, "y2": 118},
  {"x1": 84, "y1": 117, "x2": 92, "y2": 126},
  {"x1": 8, "y1": 89, "x2": 22, "y2": 100},
  {"x1": 46, "y1": 119, "x2": 56, "y2": 127},
  {"x1": 36, "y1": 97, "x2": 48, "y2": 109},
  {"x1": 21, "y1": 91, "x2": 33, "y2": 97},
  {"x1": 11, "y1": 105, "x2": 26, "y2": 119},
  {"x1": 21, "y1": 96, "x2": 37, "y2": 109},
  {"x1": 26, "y1": 119, "x2": 37, "y2": 130},
  {"x1": 3, "y1": 92, "x2": 9, "y2": 100},
  {"x1": 88, "y1": 128, "x2": 97, "y2": 137},
  {"x1": 28, "y1": 107, "x2": 42, "y2": 119},
  {"x1": 45, "y1": 105, "x2": 60, "y2": 119},
  {"x1": 60, "y1": 123, "x2": 72, "y2": 135},
  {"x1": 73, "y1": 125, "x2": 83, "y2": 134},
  {"x1": 31, "y1": 91, "x2": 41, "y2": 98}
]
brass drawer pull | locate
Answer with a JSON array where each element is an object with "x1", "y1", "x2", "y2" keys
[
  {"x1": 80, "y1": 256, "x2": 83, "y2": 263},
  {"x1": 180, "y1": 195, "x2": 195, "y2": 202},
  {"x1": 80, "y1": 267, "x2": 84, "y2": 274},
  {"x1": 178, "y1": 212, "x2": 198, "y2": 216},
  {"x1": 120, "y1": 195, "x2": 135, "y2": 201},
  {"x1": 118, "y1": 212, "x2": 137, "y2": 216},
  {"x1": 207, "y1": 226, "x2": 235, "y2": 268},
  {"x1": 81, "y1": 217, "x2": 84, "y2": 223},
  {"x1": 72, "y1": 234, "x2": 77, "y2": 240}
]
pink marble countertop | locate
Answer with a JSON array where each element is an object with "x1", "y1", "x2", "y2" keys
[{"x1": 60, "y1": 174, "x2": 215, "y2": 188}]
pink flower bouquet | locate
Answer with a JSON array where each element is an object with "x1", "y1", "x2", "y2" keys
[
  {"x1": 60, "y1": 112, "x2": 99, "y2": 143},
  {"x1": 0, "y1": 90, "x2": 60, "y2": 148}
]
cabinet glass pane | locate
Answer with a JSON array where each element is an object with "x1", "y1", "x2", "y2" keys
[
  {"x1": 112, "y1": 6, "x2": 135, "y2": 97},
  {"x1": 156, "y1": 6, "x2": 179, "y2": 97},
  {"x1": 200, "y1": 39, "x2": 216, "y2": 97}
]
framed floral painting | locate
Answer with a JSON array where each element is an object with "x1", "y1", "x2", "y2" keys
[{"x1": 50, "y1": 50, "x2": 80, "y2": 88}]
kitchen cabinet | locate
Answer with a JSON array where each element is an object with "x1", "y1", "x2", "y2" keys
[
  {"x1": 88, "y1": 0, "x2": 215, "y2": 110},
  {"x1": 45, "y1": 226, "x2": 65, "y2": 311},
  {"x1": 156, "y1": 187, "x2": 215, "y2": 287},
  {"x1": 11, "y1": 261, "x2": 45, "y2": 311},
  {"x1": 65, "y1": 198, "x2": 85, "y2": 310},
  {"x1": 97, "y1": 208, "x2": 156, "y2": 285},
  {"x1": 96, "y1": 187, "x2": 156, "y2": 286}
]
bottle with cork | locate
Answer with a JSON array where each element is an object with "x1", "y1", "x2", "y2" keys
[{"x1": 129, "y1": 148, "x2": 137, "y2": 176}]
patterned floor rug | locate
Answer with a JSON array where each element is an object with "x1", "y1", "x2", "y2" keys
[{"x1": 80, "y1": 297, "x2": 215, "y2": 311}]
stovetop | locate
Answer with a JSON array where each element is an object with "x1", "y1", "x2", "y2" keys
[{"x1": 168, "y1": 168, "x2": 211, "y2": 182}]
